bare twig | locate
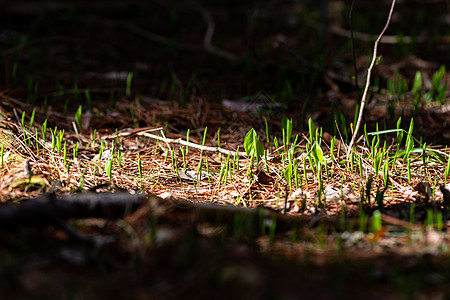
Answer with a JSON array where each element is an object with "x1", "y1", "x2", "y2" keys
[
  {"x1": 103, "y1": 127, "x2": 247, "y2": 156},
  {"x1": 98, "y1": 2, "x2": 237, "y2": 61},
  {"x1": 138, "y1": 131, "x2": 248, "y2": 157},
  {"x1": 347, "y1": 0, "x2": 397, "y2": 157},
  {"x1": 0, "y1": 192, "x2": 145, "y2": 228},
  {"x1": 191, "y1": 1, "x2": 238, "y2": 60},
  {"x1": 307, "y1": 21, "x2": 449, "y2": 44}
]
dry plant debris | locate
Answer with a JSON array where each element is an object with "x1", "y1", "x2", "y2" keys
[{"x1": 1, "y1": 92, "x2": 449, "y2": 223}]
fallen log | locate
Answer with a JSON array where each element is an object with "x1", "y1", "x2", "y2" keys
[
  {"x1": 0, "y1": 192, "x2": 429, "y2": 233},
  {"x1": 0, "y1": 192, "x2": 146, "y2": 228}
]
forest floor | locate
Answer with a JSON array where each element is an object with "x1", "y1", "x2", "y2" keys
[{"x1": 0, "y1": 1, "x2": 450, "y2": 299}]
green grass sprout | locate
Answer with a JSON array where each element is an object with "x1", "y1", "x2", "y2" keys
[{"x1": 126, "y1": 72, "x2": 133, "y2": 98}]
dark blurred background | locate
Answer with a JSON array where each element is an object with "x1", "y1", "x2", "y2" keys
[{"x1": 0, "y1": 0, "x2": 448, "y2": 134}]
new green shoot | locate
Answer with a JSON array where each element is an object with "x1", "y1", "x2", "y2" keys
[
  {"x1": 138, "y1": 153, "x2": 142, "y2": 179},
  {"x1": 29, "y1": 108, "x2": 36, "y2": 128},
  {"x1": 106, "y1": 158, "x2": 113, "y2": 182},
  {"x1": 1, "y1": 144, "x2": 4, "y2": 166},
  {"x1": 126, "y1": 72, "x2": 133, "y2": 98},
  {"x1": 85, "y1": 89, "x2": 93, "y2": 112},
  {"x1": 244, "y1": 128, "x2": 265, "y2": 164},
  {"x1": 202, "y1": 127, "x2": 208, "y2": 146},
  {"x1": 370, "y1": 210, "x2": 382, "y2": 233},
  {"x1": 75, "y1": 106, "x2": 82, "y2": 133},
  {"x1": 445, "y1": 155, "x2": 450, "y2": 184}
]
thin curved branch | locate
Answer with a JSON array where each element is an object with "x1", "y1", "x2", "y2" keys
[{"x1": 347, "y1": 0, "x2": 397, "y2": 157}]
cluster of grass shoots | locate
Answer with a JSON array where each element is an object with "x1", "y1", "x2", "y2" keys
[
  {"x1": 7, "y1": 97, "x2": 450, "y2": 213},
  {"x1": 1, "y1": 63, "x2": 449, "y2": 241}
]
